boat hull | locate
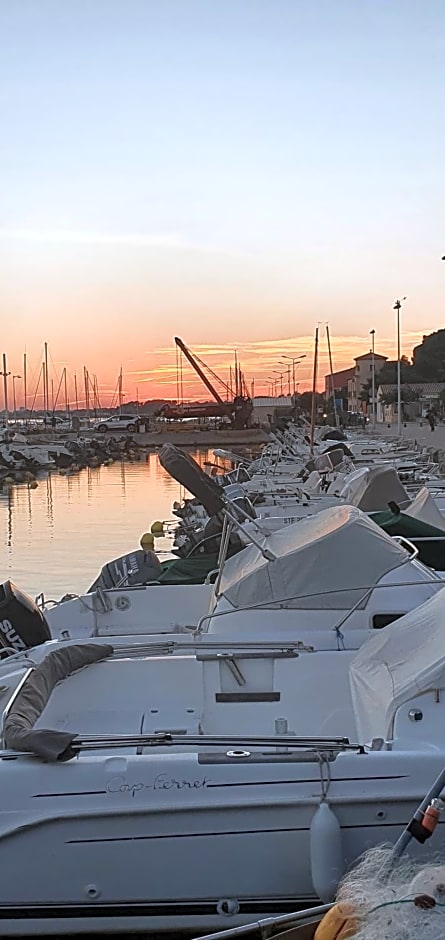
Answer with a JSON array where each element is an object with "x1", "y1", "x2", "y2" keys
[{"x1": 0, "y1": 748, "x2": 442, "y2": 934}]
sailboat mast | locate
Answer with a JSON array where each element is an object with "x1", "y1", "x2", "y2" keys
[
  {"x1": 84, "y1": 367, "x2": 90, "y2": 423},
  {"x1": 118, "y1": 367, "x2": 123, "y2": 411},
  {"x1": 2, "y1": 353, "x2": 9, "y2": 422},
  {"x1": 44, "y1": 342, "x2": 49, "y2": 412},
  {"x1": 326, "y1": 325, "x2": 339, "y2": 428},
  {"x1": 63, "y1": 368, "x2": 69, "y2": 414},
  {"x1": 309, "y1": 327, "x2": 319, "y2": 455},
  {"x1": 23, "y1": 352, "x2": 27, "y2": 415}
]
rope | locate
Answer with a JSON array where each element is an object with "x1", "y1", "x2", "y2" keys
[
  {"x1": 368, "y1": 895, "x2": 445, "y2": 915},
  {"x1": 317, "y1": 751, "x2": 331, "y2": 800}
]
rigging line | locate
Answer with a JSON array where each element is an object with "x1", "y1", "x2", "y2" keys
[{"x1": 191, "y1": 351, "x2": 233, "y2": 396}]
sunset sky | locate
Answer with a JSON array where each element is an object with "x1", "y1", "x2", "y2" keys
[{"x1": 1, "y1": 0, "x2": 444, "y2": 406}]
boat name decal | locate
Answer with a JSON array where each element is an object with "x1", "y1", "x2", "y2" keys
[{"x1": 106, "y1": 774, "x2": 209, "y2": 797}]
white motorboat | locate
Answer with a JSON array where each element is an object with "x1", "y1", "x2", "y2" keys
[
  {"x1": 34, "y1": 505, "x2": 443, "y2": 642},
  {"x1": 1, "y1": 587, "x2": 445, "y2": 933}
]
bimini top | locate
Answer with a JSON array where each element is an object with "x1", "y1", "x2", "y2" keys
[
  {"x1": 349, "y1": 588, "x2": 445, "y2": 743},
  {"x1": 216, "y1": 505, "x2": 410, "y2": 611}
]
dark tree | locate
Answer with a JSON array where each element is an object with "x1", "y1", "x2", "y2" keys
[
  {"x1": 412, "y1": 330, "x2": 445, "y2": 381},
  {"x1": 375, "y1": 356, "x2": 413, "y2": 386}
]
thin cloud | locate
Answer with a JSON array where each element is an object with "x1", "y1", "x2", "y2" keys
[
  {"x1": 0, "y1": 228, "x2": 257, "y2": 261},
  {"x1": 0, "y1": 229, "x2": 182, "y2": 248}
]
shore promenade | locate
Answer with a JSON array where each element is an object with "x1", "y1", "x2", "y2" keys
[{"x1": 373, "y1": 419, "x2": 445, "y2": 451}]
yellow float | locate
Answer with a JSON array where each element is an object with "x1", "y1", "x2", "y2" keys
[
  {"x1": 314, "y1": 902, "x2": 359, "y2": 940},
  {"x1": 150, "y1": 521, "x2": 164, "y2": 536}
]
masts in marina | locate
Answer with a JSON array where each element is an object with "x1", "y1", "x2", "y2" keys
[
  {"x1": 23, "y1": 352, "x2": 27, "y2": 414},
  {"x1": 1, "y1": 353, "x2": 10, "y2": 421},
  {"x1": 44, "y1": 341, "x2": 49, "y2": 412},
  {"x1": 310, "y1": 326, "x2": 319, "y2": 455},
  {"x1": 326, "y1": 324, "x2": 339, "y2": 429}
]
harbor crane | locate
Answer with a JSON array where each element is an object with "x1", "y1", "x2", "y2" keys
[{"x1": 158, "y1": 337, "x2": 253, "y2": 429}]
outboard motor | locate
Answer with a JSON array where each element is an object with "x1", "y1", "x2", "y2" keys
[
  {"x1": 0, "y1": 581, "x2": 51, "y2": 651},
  {"x1": 88, "y1": 549, "x2": 162, "y2": 593}
]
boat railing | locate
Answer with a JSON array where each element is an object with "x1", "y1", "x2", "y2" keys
[
  {"x1": 192, "y1": 903, "x2": 332, "y2": 940},
  {"x1": 1, "y1": 730, "x2": 365, "y2": 760},
  {"x1": 0, "y1": 666, "x2": 34, "y2": 742},
  {"x1": 198, "y1": 571, "x2": 445, "y2": 634}
]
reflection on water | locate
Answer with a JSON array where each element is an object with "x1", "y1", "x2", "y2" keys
[{"x1": 0, "y1": 452, "x2": 211, "y2": 599}]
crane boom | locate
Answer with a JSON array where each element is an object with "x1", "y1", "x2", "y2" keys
[{"x1": 174, "y1": 337, "x2": 227, "y2": 406}]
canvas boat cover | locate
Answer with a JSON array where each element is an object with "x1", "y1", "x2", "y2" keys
[
  {"x1": 217, "y1": 505, "x2": 410, "y2": 610},
  {"x1": 349, "y1": 588, "x2": 445, "y2": 743},
  {"x1": 404, "y1": 486, "x2": 445, "y2": 531},
  {"x1": 4, "y1": 643, "x2": 113, "y2": 761},
  {"x1": 344, "y1": 466, "x2": 409, "y2": 512},
  {"x1": 370, "y1": 510, "x2": 445, "y2": 570}
]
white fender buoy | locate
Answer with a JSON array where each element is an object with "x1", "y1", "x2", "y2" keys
[{"x1": 310, "y1": 801, "x2": 344, "y2": 902}]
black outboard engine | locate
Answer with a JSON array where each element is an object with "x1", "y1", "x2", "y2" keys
[
  {"x1": 0, "y1": 581, "x2": 51, "y2": 651},
  {"x1": 88, "y1": 549, "x2": 162, "y2": 593}
]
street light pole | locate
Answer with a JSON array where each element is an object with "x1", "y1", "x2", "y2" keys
[
  {"x1": 273, "y1": 370, "x2": 286, "y2": 396},
  {"x1": 281, "y1": 354, "x2": 307, "y2": 395},
  {"x1": 393, "y1": 298, "x2": 406, "y2": 437},
  {"x1": 370, "y1": 329, "x2": 376, "y2": 429}
]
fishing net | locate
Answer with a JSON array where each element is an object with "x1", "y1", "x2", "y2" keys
[{"x1": 335, "y1": 846, "x2": 445, "y2": 940}]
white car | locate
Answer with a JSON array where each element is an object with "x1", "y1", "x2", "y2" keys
[{"x1": 94, "y1": 414, "x2": 140, "y2": 433}]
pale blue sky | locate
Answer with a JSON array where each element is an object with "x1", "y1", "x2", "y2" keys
[{"x1": 0, "y1": 0, "x2": 444, "y2": 396}]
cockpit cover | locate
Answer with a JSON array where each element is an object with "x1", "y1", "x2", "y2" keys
[
  {"x1": 4, "y1": 643, "x2": 113, "y2": 761},
  {"x1": 345, "y1": 466, "x2": 409, "y2": 512},
  {"x1": 217, "y1": 505, "x2": 410, "y2": 610},
  {"x1": 349, "y1": 588, "x2": 445, "y2": 743}
]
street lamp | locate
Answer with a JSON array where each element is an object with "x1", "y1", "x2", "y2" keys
[
  {"x1": 273, "y1": 370, "x2": 286, "y2": 396},
  {"x1": 268, "y1": 376, "x2": 279, "y2": 396},
  {"x1": 12, "y1": 375, "x2": 21, "y2": 424},
  {"x1": 279, "y1": 361, "x2": 291, "y2": 395},
  {"x1": 281, "y1": 354, "x2": 307, "y2": 395},
  {"x1": 393, "y1": 297, "x2": 407, "y2": 437},
  {"x1": 370, "y1": 330, "x2": 376, "y2": 430}
]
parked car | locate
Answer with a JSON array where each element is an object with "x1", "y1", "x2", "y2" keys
[{"x1": 93, "y1": 414, "x2": 140, "y2": 432}]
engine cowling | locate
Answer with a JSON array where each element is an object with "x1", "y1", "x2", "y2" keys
[{"x1": 0, "y1": 581, "x2": 51, "y2": 651}]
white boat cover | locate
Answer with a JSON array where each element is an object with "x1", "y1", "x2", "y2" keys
[
  {"x1": 404, "y1": 486, "x2": 445, "y2": 531},
  {"x1": 349, "y1": 588, "x2": 445, "y2": 743},
  {"x1": 345, "y1": 466, "x2": 409, "y2": 512},
  {"x1": 217, "y1": 505, "x2": 410, "y2": 610}
]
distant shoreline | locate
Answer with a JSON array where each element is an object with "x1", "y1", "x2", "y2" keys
[{"x1": 32, "y1": 427, "x2": 270, "y2": 449}]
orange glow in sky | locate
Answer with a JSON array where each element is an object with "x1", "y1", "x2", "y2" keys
[
  {"x1": 2, "y1": 3, "x2": 445, "y2": 410},
  {"x1": 3, "y1": 329, "x2": 432, "y2": 410}
]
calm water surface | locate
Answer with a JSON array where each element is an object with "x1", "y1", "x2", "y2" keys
[{"x1": 0, "y1": 451, "x2": 212, "y2": 599}]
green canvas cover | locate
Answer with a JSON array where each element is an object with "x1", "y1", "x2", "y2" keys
[
  {"x1": 158, "y1": 554, "x2": 221, "y2": 584},
  {"x1": 370, "y1": 511, "x2": 445, "y2": 570}
]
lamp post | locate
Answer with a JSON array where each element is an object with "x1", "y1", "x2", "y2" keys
[
  {"x1": 370, "y1": 330, "x2": 376, "y2": 429},
  {"x1": 281, "y1": 354, "x2": 307, "y2": 395},
  {"x1": 268, "y1": 376, "x2": 278, "y2": 397},
  {"x1": 273, "y1": 370, "x2": 286, "y2": 396},
  {"x1": 12, "y1": 375, "x2": 21, "y2": 424},
  {"x1": 393, "y1": 297, "x2": 406, "y2": 437}
]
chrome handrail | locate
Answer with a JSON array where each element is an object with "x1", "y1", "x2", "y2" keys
[
  {"x1": 0, "y1": 666, "x2": 34, "y2": 747},
  {"x1": 196, "y1": 573, "x2": 445, "y2": 634}
]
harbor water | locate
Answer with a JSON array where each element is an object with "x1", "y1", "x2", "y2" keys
[{"x1": 0, "y1": 451, "x2": 208, "y2": 600}]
